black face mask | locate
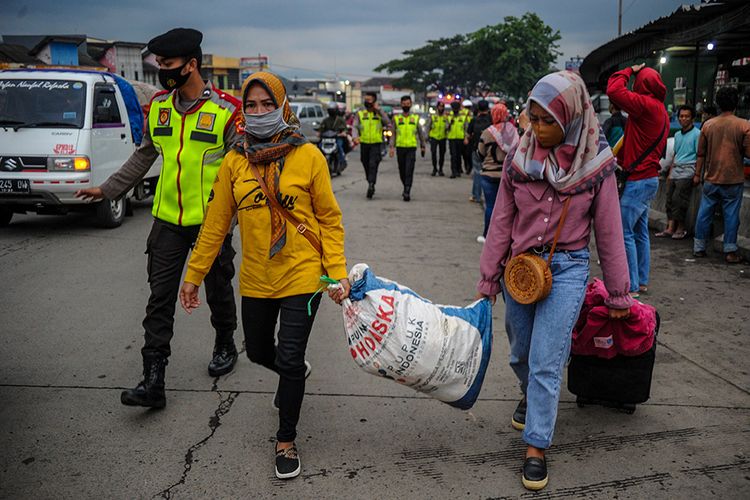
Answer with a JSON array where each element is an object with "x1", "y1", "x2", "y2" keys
[
  {"x1": 402, "y1": 106, "x2": 411, "y2": 114},
  {"x1": 364, "y1": 101, "x2": 374, "y2": 109},
  {"x1": 328, "y1": 110, "x2": 337, "y2": 117},
  {"x1": 158, "y1": 62, "x2": 191, "y2": 91}
]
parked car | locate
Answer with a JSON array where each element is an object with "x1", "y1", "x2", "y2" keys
[
  {"x1": 289, "y1": 100, "x2": 324, "y2": 143},
  {"x1": 0, "y1": 69, "x2": 160, "y2": 227}
]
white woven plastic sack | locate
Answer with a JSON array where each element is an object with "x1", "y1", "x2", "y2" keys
[{"x1": 341, "y1": 263, "x2": 493, "y2": 410}]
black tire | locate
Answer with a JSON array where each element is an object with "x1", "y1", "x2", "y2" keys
[
  {"x1": 0, "y1": 207, "x2": 13, "y2": 227},
  {"x1": 95, "y1": 198, "x2": 125, "y2": 228}
]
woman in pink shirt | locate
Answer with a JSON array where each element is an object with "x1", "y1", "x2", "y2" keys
[{"x1": 476, "y1": 71, "x2": 632, "y2": 491}]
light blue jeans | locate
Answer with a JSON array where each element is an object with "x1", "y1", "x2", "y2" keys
[
  {"x1": 620, "y1": 177, "x2": 658, "y2": 292},
  {"x1": 693, "y1": 182, "x2": 744, "y2": 253},
  {"x1": 471, "y1": 151, "x2": 483, "y2": 202},
  {"x1": 503, "y1": 248, "x2": 590, "y2": 449}
]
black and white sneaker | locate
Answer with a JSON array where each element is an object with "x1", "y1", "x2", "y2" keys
[
  {"x1": 275, "y1": 444, "x2": 301, "y2": 479},
  {"x1": 522, "y1": 456, "x2": 548, "y2": 490},
  {"x1": 273, "y1": 361, "x2": 312, "y2": 410},
  {"x1": 512, "y1": 397, "x2": 527, "y2": 431}
]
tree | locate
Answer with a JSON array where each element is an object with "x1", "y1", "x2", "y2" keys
[{"x1": 374, "y1": 13, "x2": 561, "y2": 99}]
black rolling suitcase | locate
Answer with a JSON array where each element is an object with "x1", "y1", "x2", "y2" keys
[{"x1": 567, "y1": 313, "x2": 659, "y2": 414}]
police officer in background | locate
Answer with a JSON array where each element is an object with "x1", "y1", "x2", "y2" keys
[
  {"x1": 76, "y1": 28, "x2": 241, "y2": 408},
  {"x1": 389, "y1": 95, "x2": 426, "y2": 201},
  {"x1": 425, "y1": 101, "x2": 448, "y2": 176},
  {"x1": 447, "y1": 101, "x2": 468, "y2": 178},
  {"x1": 352, "y1": 92, "x2": 391, "y2": 199}
]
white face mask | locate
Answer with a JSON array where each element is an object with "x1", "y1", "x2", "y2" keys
[{"x1": 243, "y1": 97, "x2": 290, "y2": 139}]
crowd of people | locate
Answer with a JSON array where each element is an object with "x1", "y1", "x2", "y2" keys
[{"x1": 72, "y1": 26, "x2": 748, "y2": 490}]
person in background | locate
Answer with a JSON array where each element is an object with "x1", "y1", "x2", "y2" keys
[
  {"x1": 318, "y1": 101, "x2": 348, "y2": 169},
  {"x1": 655, "y1": 105, "x2": 699, "y2": 240},
  {"x1": 75, "y1": 28, "x2": 241, "y2": 408},
  {"x1": 426, "y1": 101, "x2": 448, "y2": 176},
  {"x1": 475, "y1": 102, "x2": 519, "y2": 243},
  {"x1": 692, "y1": 86, "x2": 750, "y2": 263},
  {"x1": 461, "y1": 99, "x2": 474, "y2": 174},
  {"x1": 602, "y1": 103, "x2": 627, "y2": 147},
  {"x1": 352, "y1": 92, "x2": 391, "y2": 199},
  {"x1": 179, "y1": 71, "x2": 349, "y2": 479},
  {"x1": 465, "y1": 99, "x2": 492, "y2": 204},
  {"x1": 607, "y1": 63, "x2": 668, "y2": 298},
  {"x1": 389, "y1": 95, "x2": 426, "y2": 201},
  {"x1": 447, "y1": 101, "x2": 468, "y2": 178},
  {"x1": 701, "y1": 105, "x2": 717, "y2": 124},
  {"x1": 477, "y1": 71, "x2": 632, "y2": 492}
]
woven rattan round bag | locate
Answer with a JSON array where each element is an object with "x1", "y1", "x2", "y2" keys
[
  {"x1": 502, "y1": 197, "x2": 572, "y2": 305},
  {"x1": 504, "y1": 254, "x2": 553, "y2": 304}
]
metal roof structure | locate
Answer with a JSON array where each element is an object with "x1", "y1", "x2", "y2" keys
[{"x1": 580, "y1": 0, "x2": 750, "y2": 89}]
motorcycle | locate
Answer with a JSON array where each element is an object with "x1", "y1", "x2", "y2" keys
[{"x1": 319, "y1": 130, "x2": 345, "y2": 176}]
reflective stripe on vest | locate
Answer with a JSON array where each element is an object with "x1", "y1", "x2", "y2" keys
[
  {"x1": 358, "y1": 110, "x2": 383, "y2": 144},
  {"x1": 429, "y1": 114, "x2": 447, "y2": 140},
  {"x1": 149, "y1": 93, "x2": 234, "y2": 226},
  {"x1": 447, "y1": 112, "x2": 467, "y2": 140},
  {"x1": 394, "y1": 114, "x2": 419, "y2": 148}
]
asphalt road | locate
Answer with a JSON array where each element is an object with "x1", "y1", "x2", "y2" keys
[{"x1": 1, "y1": 154, "x2": 749, "y2": 499}]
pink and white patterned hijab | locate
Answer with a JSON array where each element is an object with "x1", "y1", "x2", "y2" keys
[{"x1": 508, "y1": 71, "x2": 616, "y2": 195}]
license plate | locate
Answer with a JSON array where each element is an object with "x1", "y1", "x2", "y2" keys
[{"x1": 0, "y1": 179, "x2": 30, "y2": 194}]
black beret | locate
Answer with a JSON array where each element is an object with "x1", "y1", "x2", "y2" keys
[{"x1": 147, "y1": 28, "x2": 202, "y2": 57}]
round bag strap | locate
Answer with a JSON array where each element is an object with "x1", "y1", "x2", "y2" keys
[{"x1": 546, "y1": 197, "x2": 573, "y2": 266}]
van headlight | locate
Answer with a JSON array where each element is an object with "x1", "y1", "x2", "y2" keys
[{"x1": 48, "y1": 156, "x2": 90, "y2": 171}]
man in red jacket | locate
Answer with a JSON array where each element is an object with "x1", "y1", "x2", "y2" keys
[{"x1": 607, "y1": 63, "x2": 668, "y2": 297}]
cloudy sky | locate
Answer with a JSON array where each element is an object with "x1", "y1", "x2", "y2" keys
[{"x1": 2, "y1": 0, "x2": 683, "y2": 80}]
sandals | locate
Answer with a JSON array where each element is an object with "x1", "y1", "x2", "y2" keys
[
  {"x1": 725, "y1": 252, "x2": 743, "y2": 264},
  {"x1": 654, "y1": 230, "x2": 673, "y2": 238},
  {"x1": 671, "y1": 230, "x2": 688, "y2": 240}
]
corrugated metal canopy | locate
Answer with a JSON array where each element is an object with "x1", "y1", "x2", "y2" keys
[{"x1": 580, "y1": 0, "x2": 750, "y2": 88}]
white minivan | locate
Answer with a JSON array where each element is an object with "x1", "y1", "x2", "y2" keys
[{"x1": 0, "y1": 69, "x2": 160, "y2": 227}]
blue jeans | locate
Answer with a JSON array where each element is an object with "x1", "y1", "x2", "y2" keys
[
  {"x1": 480, "y1": 176, "x2": 500, "y2": 237},
  {"x1": 693, "y1": 182, "x2": 744, "y2": 253},
  {"x1": 503, "y1": 249, "x2": 590, "y2": 449},
  {"x1": 335, "y1": 137, "x2": 346, "y2": 166},
  {"x1": 471, "y1": 151, "x2": 483, "y2": 202},
  {"x1": 620, "y1": 177, "x2": 658, "y2": 292}
]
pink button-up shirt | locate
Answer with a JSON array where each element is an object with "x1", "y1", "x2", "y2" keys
[{"x1": 478, "y1": 163, "x2": 633, "y2": 310}]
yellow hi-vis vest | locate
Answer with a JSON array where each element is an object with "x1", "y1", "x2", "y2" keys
[
  {"x1": 428, "y1": 114, "x2": 447, "y2": 140},
  {"x1": 357, "y1": 109, "x2": 384, "y2": 144},
  {"x1": 148, "y1": 90, "x2": 237, "y2": 226},
  {"x1": 394, "y1": 113, "x2": 419, "y2": 148},
  {"x1": 447, "y1": 111, "x2": 467, "y2": 140}
]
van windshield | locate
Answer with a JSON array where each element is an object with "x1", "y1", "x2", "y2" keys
[{"x1": 0, "y1": 79, "x2": 86, "y2": 129}]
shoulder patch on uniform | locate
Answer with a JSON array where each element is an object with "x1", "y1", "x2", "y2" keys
[
  {"x1": 197, "y1": 112, "x2": 216, "y2": 131},
  {"x1": 158, "y1": 108, "x2": 171, "y2": 126}
]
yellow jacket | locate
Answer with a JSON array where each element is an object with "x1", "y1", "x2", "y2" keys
[{"x1": 185, "y1": 143, "x2": 347, "y2": 298}]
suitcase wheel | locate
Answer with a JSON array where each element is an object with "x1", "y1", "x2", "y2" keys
[
  {"x1": 576, "y1": 396, "x2": 590, "y2": 408},
  {"x1": 621, "y1": 404, "x2": 636, "y2": 415}
]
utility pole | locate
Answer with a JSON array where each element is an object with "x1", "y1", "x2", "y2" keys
[{"x1": 618, "y1": 0, "x2": 623, "y2": 36}]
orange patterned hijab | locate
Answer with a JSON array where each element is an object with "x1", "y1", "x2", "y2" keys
[{"x1": 238, "y1": 71, "x2": 307, "y2": 258}]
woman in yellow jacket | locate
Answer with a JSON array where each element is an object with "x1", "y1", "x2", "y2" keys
[{"x1": 179, "y1": 71, "x2": 349, "y2": 480}]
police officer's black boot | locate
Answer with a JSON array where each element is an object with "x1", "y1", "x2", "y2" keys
[
  {"x1": 366, "y1": 183, "x2": 375, "y2": 199},
  {"x1": 208, "y1": 343, "x2": 238, "y2": 377},
  {"x1": 402, "y1": 187, "x2": 411, "y2": 202},
  {"x1": 121, "y1": 355, "x2": 167, "y2": 408}
]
